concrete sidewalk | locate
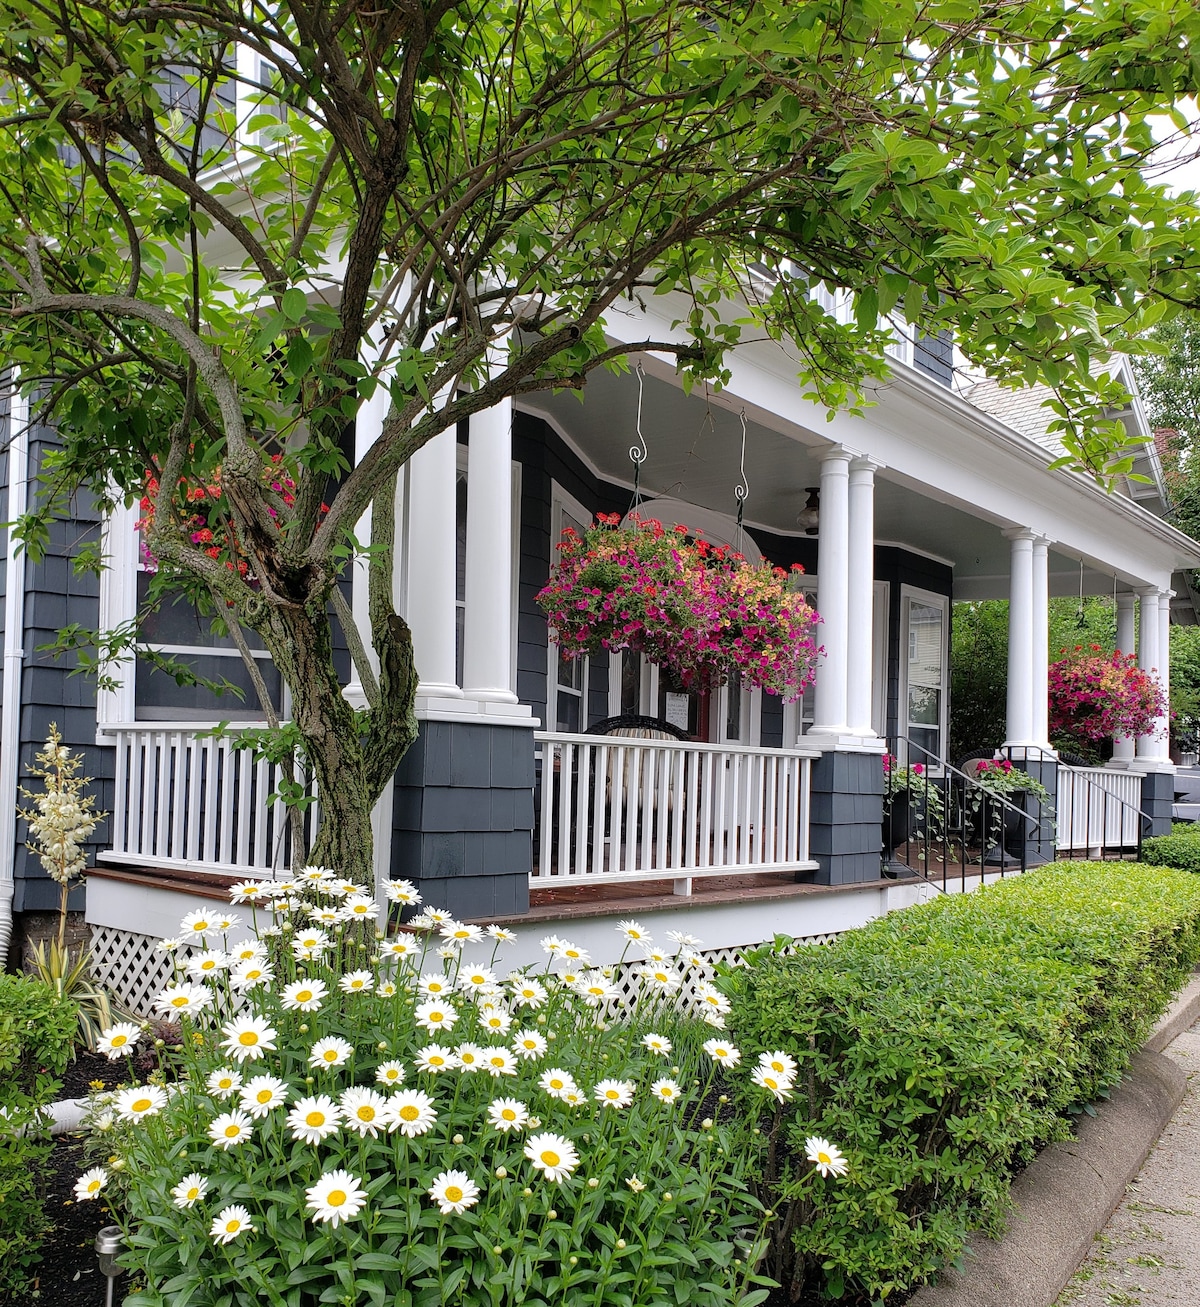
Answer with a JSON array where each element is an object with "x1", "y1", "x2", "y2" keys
[{"x1": 1057, "y1": 1023, "x2": 1200, "y2": 1307}]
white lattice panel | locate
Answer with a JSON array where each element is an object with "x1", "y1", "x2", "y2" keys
[{"x1": 90, "y1": 926, "x2": 198, "y2": 1018}]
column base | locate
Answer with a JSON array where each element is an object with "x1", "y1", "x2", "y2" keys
[
  {"x1": 803, "y1": 730, "x2": 887, "y2": 754},
  {"x1": 461, "y1": 688, "x2": 521, "y2": 706}
]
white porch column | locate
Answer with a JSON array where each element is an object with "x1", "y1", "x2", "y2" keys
[
  {"x1": 810, "y1": 447, "x2": 851, "y2": 737},
  {"x1": 1031, "y1": 536, "x2": 1050, "y2": 748},
  {"x1": 1158, "y1": 590, "x2": 1174, "y2": 748},
  {"x1": 462, "y1": 398, "x2": 517, "y2": 703},
  {"x1": 343, "y1": 369, "x2": 389, "y2": 708},
  {"x1": 407, "y1": 426, "x2": 463, "y2": 700},
  {"x1": 846, "y1": 457, "x2": 878, "y2": 736},
  {"x1": 1136, "y1": 588, "x2": 1164, "y2": 761},
  {"x1": 1111, "y1": 592, "x2": 1138, "y2": 763},
  {"x1": 1004, "y1": 529, "x2": 1037, "y2": 747}
]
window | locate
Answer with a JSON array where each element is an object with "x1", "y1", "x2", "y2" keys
[
  {"x1": 548, "y1": 485, "x2": 593, "y2": 732},
  {"x1": 901, "y1": 586, "x2": 948, "y2": 764}
]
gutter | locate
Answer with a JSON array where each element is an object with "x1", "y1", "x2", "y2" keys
[{"x1": 0, "y1": 386, "x2": 29, "y2": 967}]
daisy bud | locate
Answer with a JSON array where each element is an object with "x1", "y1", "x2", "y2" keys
[
  {"x1": 453, "y1": 1133, "x2": 464, "y2": 1145},
  {"x1": 493, "y1": 1246, "x2": 503, "y2": 1255},
  {"x1": 547, "y1": 1209, "x2": 557, "y2": 1220},
  {"x1": 663, "y1": 1193, "x2": 672, "y2": 1202},
  {"x1": 495, "y1": 1167, "x2": 507, "y2": 1179},
  {"x1": 719, "y1": 1094, "x2": 728, "y2": 1104},
  {"x1": 522, "y1": 1188, "x2": 532, "y2": 1196},
  {"x1": 569, "y1": 1256, "x2": 578, "y2": 1266},
  {"x1": 587, "y1": 1178, "x2": 599, "y2": 1189},
  {"x1": 375, "y1": 930, "x2": 384, "y2": 940},
  {"x1": 616, "y1": 1239, "x2": 626, "y2": 1249},
  {"x1": 111, "y1": 1157, "x2": 126, "y2": 1171},
  {"x1": 154, "y1": 1039, "x2": 165, "y2": 1048},
  {"x1": 753, "y1": 1128, "x2": 760, "y2": 1135},
  {"x1": 298, "y1": 1024, "x2": 309, "y2": 1034},
  {"x1": 702, "y1": 1119, "x2": 714, "y2": 1129},
  {"x1": 282, "y1": 922, "x2": 293, "y2": 932},
  {"x1": 377, "y1": 1041, "x2": 388, "y2": 1051}
]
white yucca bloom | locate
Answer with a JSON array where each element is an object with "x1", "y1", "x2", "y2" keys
[{"x1": 16, "y1": 726, "x2": 104, "y2": 887}]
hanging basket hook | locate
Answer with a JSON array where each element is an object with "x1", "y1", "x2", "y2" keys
[{"x1": 629, "y1": 362, "x2": 648, "y2": 469}]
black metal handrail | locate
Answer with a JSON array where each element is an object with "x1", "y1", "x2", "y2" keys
[
  {"x1": 884, "y1": 737, "x2": 1044, "y2": 891},
  {"x1": 1014, "y1": 744, "x2": 1146, "y2": 861}
]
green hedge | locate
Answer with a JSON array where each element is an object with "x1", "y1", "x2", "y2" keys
[
  {"x1": 0, "y1": 973, "x2": 79, "y2": 1301},
  {"x1": 726, "y1": 862, "x2": 1200, "y2": 1302},
  {"x1": 1143, "y1": 829, "x2": 1200, "y2": 872}
]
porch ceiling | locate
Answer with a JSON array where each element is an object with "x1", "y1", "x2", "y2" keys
[{"x1": 521, "y1": 371, "x2": 1128, "y2": 595}]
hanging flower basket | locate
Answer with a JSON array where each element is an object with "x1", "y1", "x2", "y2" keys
[
  {"x1": 1048, "y1": 646, "x2": 1166, "y2": 746},
  {"x1": 536, "y1": 513, "x2": 821, "y2": 700}
]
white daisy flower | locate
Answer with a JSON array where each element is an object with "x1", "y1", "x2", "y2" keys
[
  {"x1": 538, "y1": 1068, "x2": 578, "y2": 1101},
  {"x1": 206, "y1": 1068, "x2": 243, "y2": 1099},
  {"x1": 209, "y1": 1110, "x2": 254, "y2": 1149},
  {"x1": 226, "y1": 939, "x2": 267, "y2": 964},
  {"x1": 458, "y1": 964, "x2": 497, "y2": 993},
  {"x1": 154, "y1": 936, "x2": 183, "y2": 953},
  {"x1": 273, "y1": 896, "x2": 301, "y2": 914},
  {"x1": 558, "y1": 942, "x2": 591, "y2": 966},
  {"x1": 417, "y1": 973, "x2": 454, "y2": 997},
  {"x1": 414, "y1": 1000, "x2": 458, "y2": 1032},
  {"x1": 375, "y1": 1060, "x2": 406, "y2": 1087},
  {"x1": 649, "y1": 1077, "x2": 683, "y2": 1105},
  {"x1": 558, "y1": 969, "x2": 583, "y2": 990},
  {"x1": 454, "y1": 1042, "x2": 487, "y2": 1073},
  {"x1": 287, "y1": 1095, "x2": 341, "y2": 1144},
  {"x1": 308, "y1": 905, "x2": 343, "y2": 925},
  {"x1": 696, "y1": 983, "x2": 731, "y2": 1016},
  {"x1": 617, "y1": 920, "x2": 652, "y2": 945},
  {"x1": 440, "y1": 921, "x2": 483, "y2": 944},
  {"x1": 211, "y1": 913, "x2": 240, "y2": 932},
  {"x1": 702, "y1": 1039, "x2": 741, "y2": 1067},
  {"x1": 239, "y1": 1075, "x2": 288, "y2": 1119},
  {"x1": 576, "y1": 973, "x2": 620, "y2": 1007},
  {"x1": 436, "y1": 944, "x2": 460, "y2": 960},
  {"x1": 291, "y1": 931, "x2": 330, "y2": 960},
  {"x1": 509, "y1": 976, "x2": 547, "y2": 1009},
  {"x1": 170, "y1": 1172, "x2": 209, "y2": 1208},
  {"x1": 153, "y1": 982, "x2": 211, "y2": 1017},
  {"x1": 384, "y1": 1089, "x2": 437, "y2": 1137},
  {"x1": 179, "y1": 910, "x2": 217, "y2": 939},
  {"x1": 210, "y1": 1205, "x2": 254, "y2": 1244},
  {"x1": 341, "y1": 895, "x2": 379, "y2": 922},
  {"x1": 806, "y1": 1136, "x2": 849, "y2": 1178},
  {"x1": 339, "y1": 1087, "x2": 389, "y2": 1138},
  {"x1": 487, "y1": 925, "x2": 517, "y2": 944},
  {"x1": 425, "y1": 908, "x2": 455, "y2": 925},
  {"x1": 414, "y1": 1044, "x2": 454, "y2": 1074},
  {"x1": 593, "y1": 1079, "x2": 635, "y2": 1109},
  {"x1": 96, "y1": 1022, "x2": 141, "y2": 1060},
  {"x1": 482, "y1": 1048, "x2": 518, "y2": 1078},
  {"x1": 377, "y1": 980, "x2": 398, "y2": 998},
  {"x1": 479, "y1": 1004, "x2": 513, "y2": 1036},
  {"x1": 511, "y1": 1029, "x2": 548, "y2": 1060},
  {"x1": 408, "y1": 913, "x2": 435, "y2": 930},
  {"x1": 219, "y1": 1015, "x2": 279, "y2": 1063},
  {"x1": 309, "y1": 1037, "x2": 355, "y2": 1071},
  {"x1": 750, "y1": 1067, "x2": 794, "y2": 1103},
  {"x1": 487, "y1": 1097, "x2": 529, "y2": 1132},
  {"x1": 328, "y1": 879, "x2": 359, "y2": 898},
  {"x1": 625, "y1": 1174, "x2": 646, "y2": 1193},
  {"x1": 281, "y1": 978, "x2": 328, "y2": 1012},
  {"x1": 228, "y1": 881, "x2": 264, "y2": 903},
  {"x1": 187, "y1": 950, "x2": 229, "y2": 981},
  {"x1": 524, "y1": 1132, "x2": 579, "y2": 1183},
  {"x1": 383, "y1": 878, "x2": 421, "y2": 905},
  {"x1": 114, "y1": 1085, "x2": 168, "y2": 1122},
  {"x1": 640, "y1": 946, "x2": 671, "y2": 965},
  {"x1": 297, "y1": 865, "x2": 334, "y2": 885},
  {"x1": 266, "y1": 877, "x2": 299, "y2": 897},
  {"x1": 641, "y1": 1032, "x2": 672, "y2": 1056},
  {"x1": 638, "y1": 964, "x2": 681, "y2": 993},
  {"x1": 74, "y1": 1167, "x2": 108, "y2": 1201},
  {"x1": 229, "y1": 959, "x2": 274, "y2": 992},
  {"x1": 306, "y1": 1169, "x2": 368, "y2": 1227},
  {"x1": 759, "y1": 1050, "x2": 799, "y2": 1079},
  {"x1": 666, "y1": 930, "x2": 702, "y2": 947},
  {"x1": 682, "y1": 950, "x2": 708, "y2": 970},
  {"x1": 380, "y1": 937, "x2": 418, "y2": 959},
  {"x1": 339, "y1": 969, "x2": 375, "y2": 995},
  {"x1": 428, "y1": 1169, "x2": 480, "y2": 1215},
  {"x1": 539, "y1": 934, "x2": 568, "y2": 956},
  {"x1": 702, "y1": 1010, "x2": 727, "y2": 1030}
]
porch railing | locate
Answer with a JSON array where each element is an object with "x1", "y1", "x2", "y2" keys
[
  {"x1": 533, "y1": 732, "x2": 818, "y2": 893},
  {"x1": 100, "y1": 723, "x2": 305, "y2": 877},
  {"x1": 1055, "y1": 764, "x2": 1144, "y2": 857}
]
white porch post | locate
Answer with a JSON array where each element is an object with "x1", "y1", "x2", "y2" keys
[
  {"x1": 407, "y1": 425, "x2": 463, "y2": 701},
  {"x1": 1158, "y1": 590, "x2": 1173, "y2": 749},
  {"x1": 343, "y1": 368, "x2": 388, "y2": 708},
  {"x1": 846, "y1": 457, "x2": 878, "y2": 736},
  {"x1": 1111, "y1": 592, "x2": 1137, "y2": 763},
  {"x1": 1031, "y1": 535, "x2": 1050, "y2": 748},
  {"x1": 1136, "y1": 588, "x2": 1165, "y2": 762},
  {"x1": 1004, "y1": 529, "x2": 1036, "y2": 747},
  {"x1": 810, "y1": 448, "x2": 851, "y2": 738}
]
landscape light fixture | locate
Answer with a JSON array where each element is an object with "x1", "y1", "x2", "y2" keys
[{"x1": 95, "y1": 1225, "x2": 125, "y2": 1307}]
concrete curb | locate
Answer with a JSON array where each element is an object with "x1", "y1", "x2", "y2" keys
[{"x1": 908, "y1": 978, "x2": 1200, "y2": 1307}]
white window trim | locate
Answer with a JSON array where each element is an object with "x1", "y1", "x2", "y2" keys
[
  {"x1": 872, "y1": 580, "x2": 889, "y2": 737},
  {"x1": 547, "y1": 481, "x2": 594, "y2": 730},
  {"x1": 898, "y1": 583, "x2": 950, "y2": 767},
  {"x1": 95, "y1": 496, "x2": 139, "y2": 734}
]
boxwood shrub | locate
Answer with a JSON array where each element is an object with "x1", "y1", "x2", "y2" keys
[
  {"x1": 726, "y1": 861, "x2": 1200, "y2": 1303},
  {"x1": 1142, "y1": 828, "x2": 1200, "y2": 873},
  {"x1": 0, "y1": 972, "x2": 79, "y2": 1300}
]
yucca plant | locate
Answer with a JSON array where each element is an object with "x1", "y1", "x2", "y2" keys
[{"x1": 28, "y1": 939, "x2": 123, "y2": 1053}]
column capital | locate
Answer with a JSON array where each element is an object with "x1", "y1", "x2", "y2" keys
[
  {"x1": 1115, "y1": 591, "x2": 1137, "y2": 609},
  {"x1": 818, "y1": 444, "x2": 854, "y2": 466},
  {"x1": 848, "y1": 455, "x2": 882, "y2": 478},
  {"x1": 1136, "y1": 585, "x2": 1164, "y2": 601},
  {"x1": 1002, "y1": 526, "x2": 1037, "y2": 543}
]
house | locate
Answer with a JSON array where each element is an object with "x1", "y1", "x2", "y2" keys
[{"x1": 2, "y1": 287, "x2": 1198, "y2": 1000}]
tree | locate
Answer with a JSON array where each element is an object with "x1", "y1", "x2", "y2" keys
[{"x1": 1, "y1": 1, "x2": 1199, "y2": 882}]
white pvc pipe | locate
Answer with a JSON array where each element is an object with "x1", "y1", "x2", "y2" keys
[{"x1": 0, "y1": 386, "x2": 29, "y2": 968}]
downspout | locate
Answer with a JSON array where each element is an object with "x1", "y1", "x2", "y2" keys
[{"x1": 0, "y1": 387, "x2": 29, "y2": 967}]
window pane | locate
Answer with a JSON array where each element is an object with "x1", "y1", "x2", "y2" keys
[
  {"x1": 455, "y1": 472, "x2": 468, "y2": 605},
  {"x1": 907, "y1": 600, "x2": 943, "y2": 688},
  {"x1": 137, "y1": 572, "x2": 265, "y2": 650},
  {"x1": 135, "y1": 653, "x2": 280, "y2": 721},
  {"x1": 726, "y1": 671, "x2": 742, "y2": 741},
  {"x1": 908, "y1": 725, "x2": 939, "y2": 759},
  {"x1": 620, "y1": 650, "x2": 641, "y2": 715},
  {"x1": 908, "y1": 685, "x2": 940, "y2": 726},
  {"x1": 556, "y1": 690, "x2": 580, "y2": 734}
]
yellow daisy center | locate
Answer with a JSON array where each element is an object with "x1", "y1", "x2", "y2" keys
[
  {"x1": 818, "y1": 1152, "x2": 831, "y2": 1164},
  {"x1": 226, "y1": 1219, "x2": 241, "y2": 1232},
  {"x1": 256, "y1": 1090, "x2": 272, "y2": 1104},
  {"x1": 186, "y1": 1186, "x2": 199, "y2": 1199},
  {"x1": 239, "y1": 1032, "x2": 259, "y2": 1046},
  {"x1": 400, "y1": 1105, "x2": 419, "y2": 1122},
  {"x1": 111, "y1": 1034, "x2": 127, "y2": 1046},
  {"x1": 323, "y1": 1051, "x2": 337, "y2": 1062},
  {"x1": 87, "y1": 1179, "x2": 101, "y2": 1192},
  {"x1": 224, "y1": 1124, "x2": 240, "y2": 1138},
  {"x1": 357, "y1": 1106, "x2": 375, "y2": 1121},
  {"x1": 305, "y1": 1111, "x2": 325, "y2": 1127},
  {"x1": 327, "y1": 1189, "x2": 346, "y2": 1206},
  {"x1": 429, "y1": 1057, "x2": 444, "y2": 1067},
  {"x1": 171, "y1": 996, "x2": 189, "y2": 1008},
  {"x1": 132, "y1": 1097, "x2": 151, "y2": 1113},
  {"x1": 541, "y1": 1150, "x2": 560, "y2": 1167},
  {"x1": 201, "y1": 960, "x2": 216, "y2": 970},
  {"x1": 502, "y1": 1108, "x2": 516, "y2": 1121},
  {"x1": 770, "y1": 1060, "x2": 784, "y2": 1072},
  {"x1": 296, "y1": 990, "x2": 313, "y2": 1003},
  {"x1": 605, "y1": 1089, "x2": 619, "y2": 1100},
  {"x1": 445, "y1": 1185, "x2": 463, "y2": 1202},
  {"x1": 490, "y1": 1057, "x2": 505, "y2": 1067},
  {"x1": 550, "y1": 1078, "x2": 564, "y2": 1090}
]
